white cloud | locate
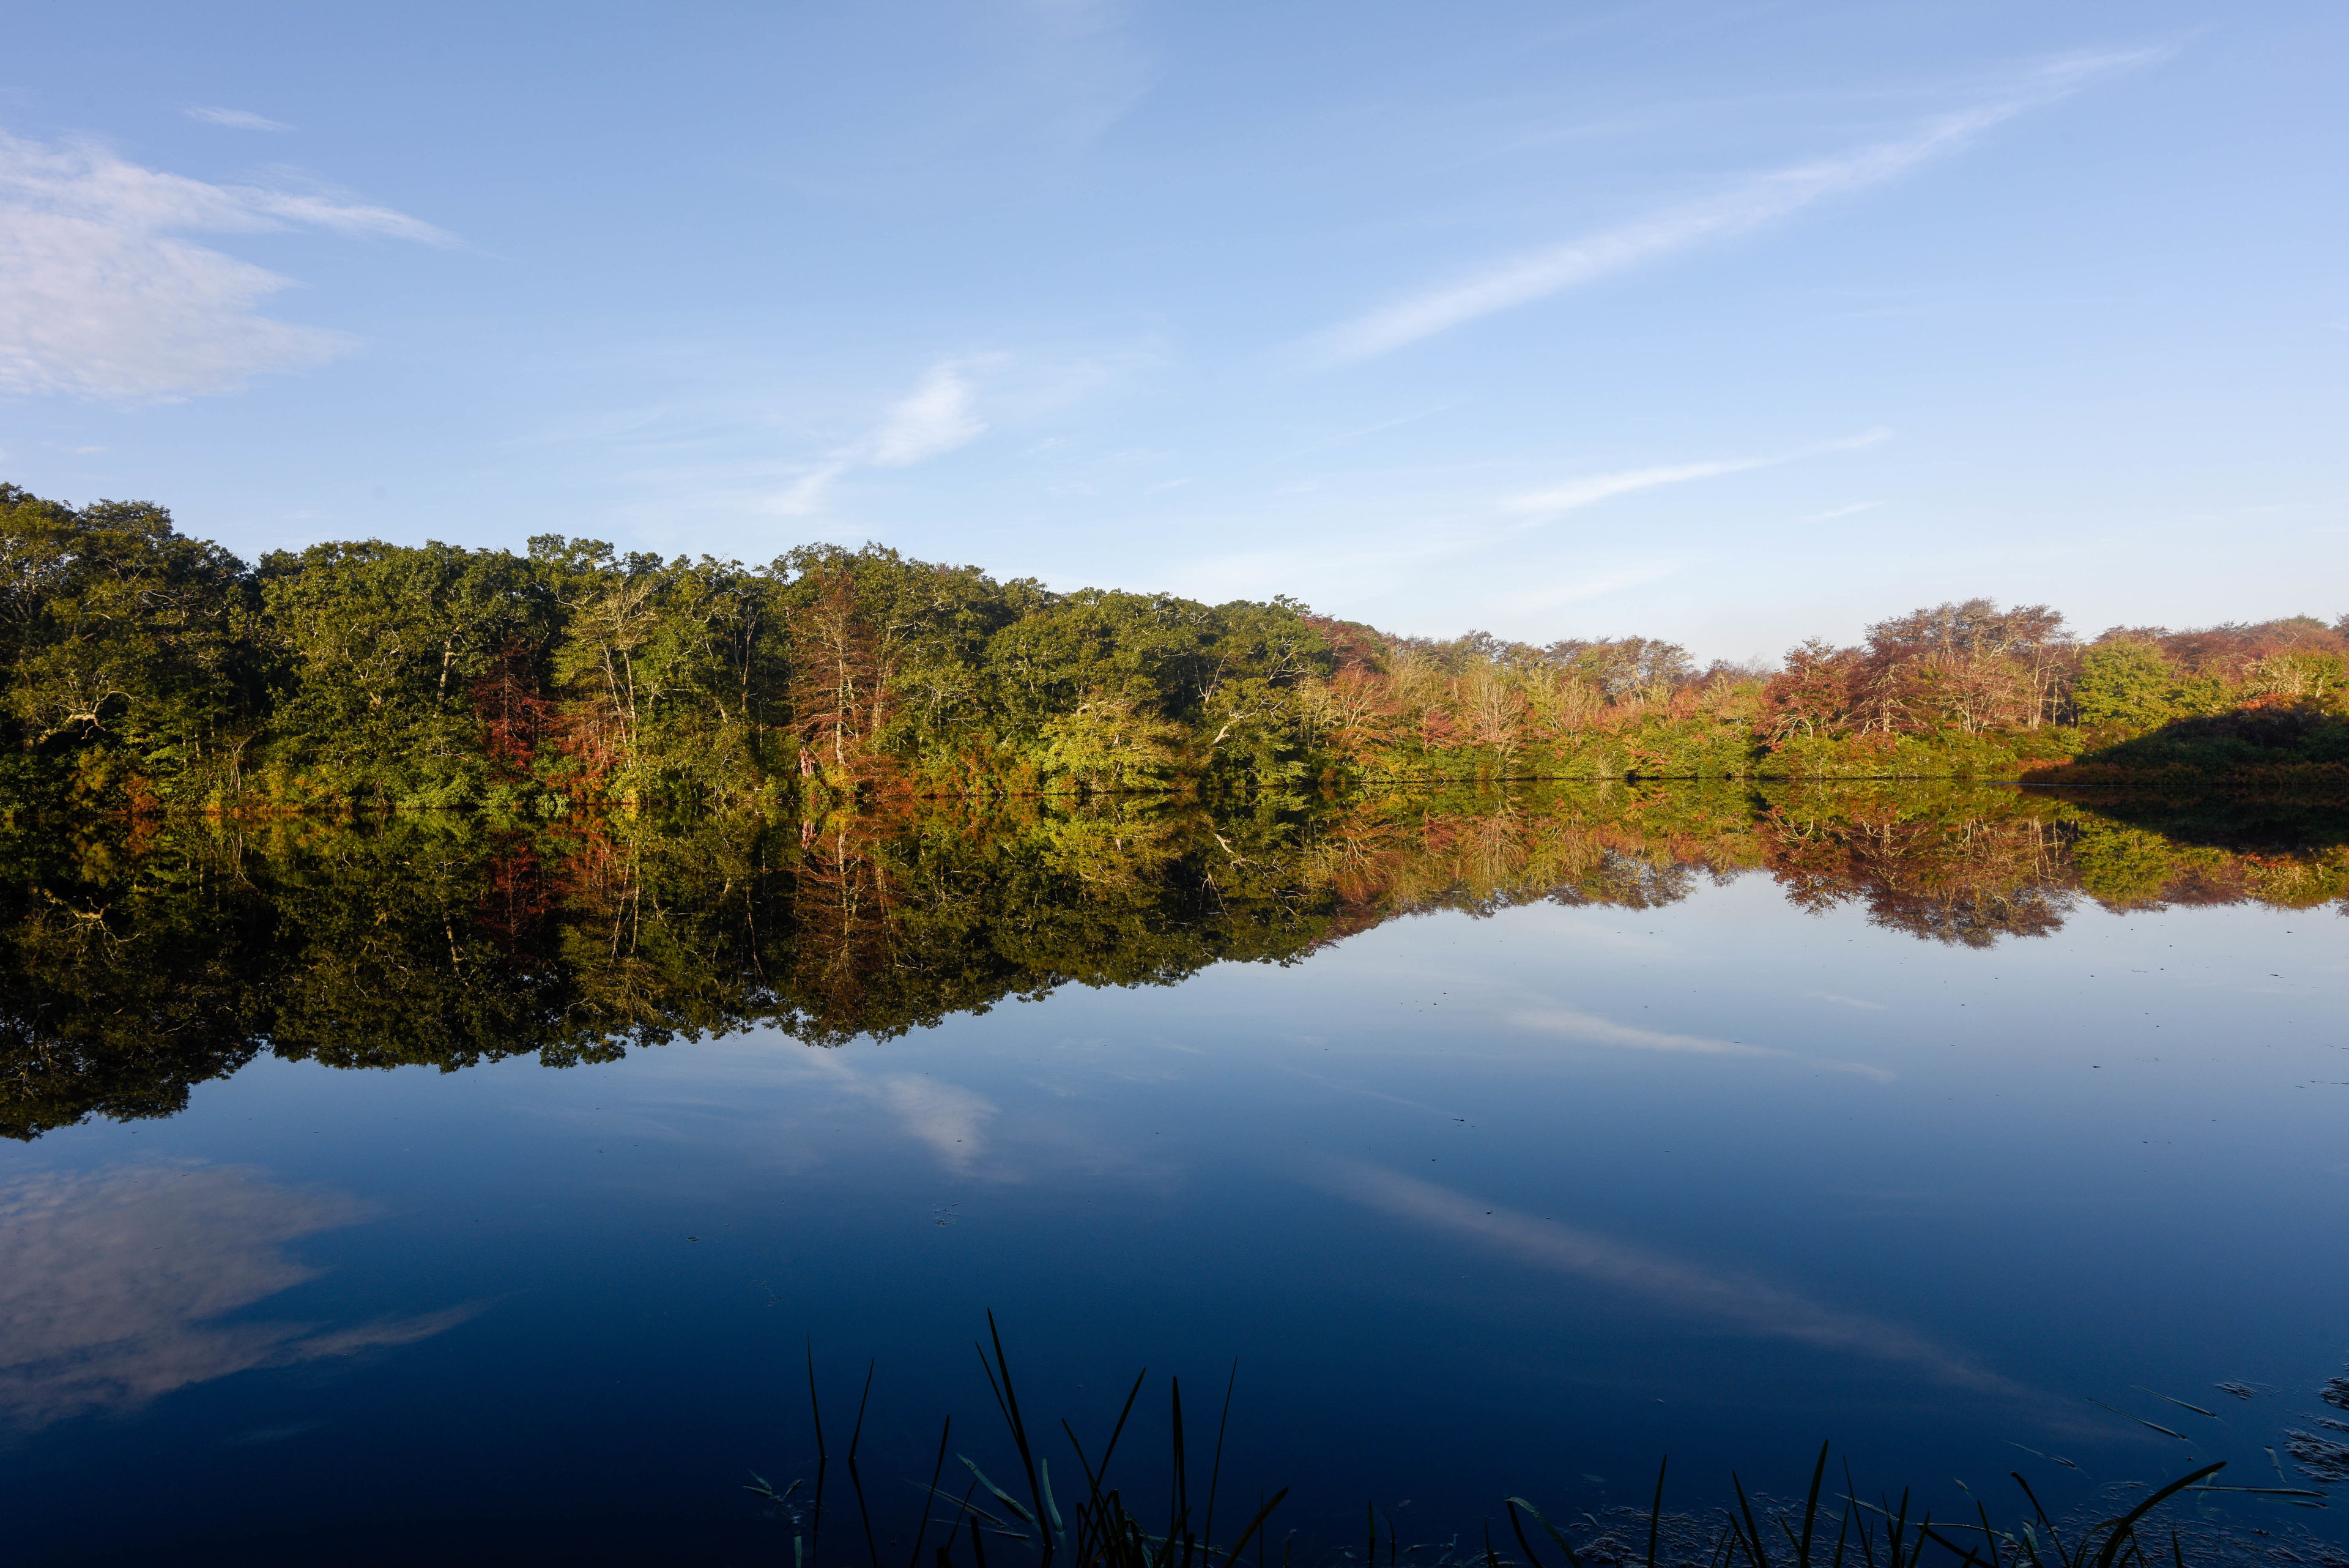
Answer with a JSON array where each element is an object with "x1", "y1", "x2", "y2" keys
[
  {"x1": 768, "y1": 458, "x2": 854, "y2": 518},
  {"x1": 0, "y1": 1162, "x2": 478, "y2": 1429},
  {"x1": 869, "y1": 361, "x2": 987, "y2": 466},
  {"x1": 1504, "y1": 456, "x2": 1777, "y2": 517},
  {"x1": 0, "y1": 130, "x2": 454, "y2": 401},
  {"x1": 1316, "y1": 47, "x2": 2169, "y2": 362},
  {"x1": 763, "y1": 356, "x2": 998, "y2": 517},
  {"x1": 186, "y1": 106, "x2": 294, "y2": 132},
  {"x1": 1501, "y1": 428, "x2": 1889, "y2": 518}
]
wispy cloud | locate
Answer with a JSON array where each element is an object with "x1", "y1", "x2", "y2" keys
[
  {"x1": 1316, "y1": 47, "x2": 2169, "y2": 362},
  {"x1": 1509, "y1": 1006, "x2": 1894, "y2": 1081},
  {"x1": 0, "y1": 130, "x2": 454, "y2": 401},
  {"x1": 878, "y1": 1074, "x2": 1000, "y2": 1172},
  {"x1": 1808, "y1": 992, "x2": 1888, "y2": 1012},
  {"x1": 1008, "y1": 0, "x2": 1154, "y2": 150},
  {"x1": 186, "y1": 106, "x2": 294, "y2": 132},
  {"x1": 769, "y1": 459, "x2": 856, "y2": 518},
  {"x1": 1491, "y1": 559, "x2": 1690, "y2": 617},
  {"x1": 0, "y1": 1162, "x2": 478, "y2": 1429},
  {"x1": 1322, "y1": 1162, "x2": 2032, "y2": 1398},
  {"x1": 1501, "y1": 428, "x2": 1888, "y2": 518},
  {"x1": 870, "y1": 361, "x2": 988, "y2": 466},
  {"x1": 771, "y1": 1050, "x2": 1010, "y2": 1175},
  {"x1": 1505, "y1": 456, "x2": 1776, "y2": 517},
  {"x1": 769, "y1": 355, "x2": 999, "y2": 516}
]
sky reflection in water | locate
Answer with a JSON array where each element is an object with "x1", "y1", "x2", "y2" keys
[{"x1": 1, "y1": 791, "x2": 2343, "y2": 1564}]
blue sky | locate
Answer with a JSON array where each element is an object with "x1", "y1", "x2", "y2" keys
[{"x1": 1, "y1": 2, "x2": 2342, "y2": 660}]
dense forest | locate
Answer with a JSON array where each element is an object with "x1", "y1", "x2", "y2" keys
[
  {"x1": 4, "y1": 481, "x2": 2345, "y2": 816},
  {"x1": 6, "y1": 781, "x2": 2343, "y2": 1140}
]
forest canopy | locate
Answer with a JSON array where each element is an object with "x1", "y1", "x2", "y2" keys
[{"x1": 4, "y1": 481, "x2": 2345, "y2": 814}]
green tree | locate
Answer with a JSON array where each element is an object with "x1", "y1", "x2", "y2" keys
[
  {"x1": 2246, "y1": 650, "x2": 2347, "y2": 705},
  {"x1": 1, "y1": 486, "x2": 259, "y2": 801},
  {"x1": 260, "y1": 540, "x2": 559, "y2": 804},
  {"x1": 1036, "y1": 691, "x2": 1187, "y2": 791},
  {"x1": 2073, "y1": 640, "x2": 2180, "y2": 730}
]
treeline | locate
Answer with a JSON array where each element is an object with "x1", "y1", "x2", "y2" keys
[
  {"x1": 7, "y1": 784, "x2": 2343, "y2": 1139},
  {"x1": 1, "y1": 483, "x2": 1327, "y2": 811},
  {"x1": 1329, "y1": 600, "x2": 2349, "y2": 782},
  {"x1": 5, "y1": 482, "x2": 2345, "y2": 813}
]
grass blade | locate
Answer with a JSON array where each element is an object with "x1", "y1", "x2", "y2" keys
[
  {"x1": 1205, "y1": 1359, "x2": 1238, "y2": 1553},
  {"x1": 907, "y1": 1416, "x2": 952, "y2": 1568},
  {"x1": 1097, "y1": 1369, "x2": 1150, "y2": 1494},
  {"x1": 809, "y1": 1340, "x2": 831, "y2": 1559},
  {"x1": 960, "y1": 1457, "x2": 1039, "y2": 1528},
  {"x1": 1649, "y1": 1457, "x2": 1668, "y2": 1568},
  {"x1": 1916, "y1": 1522, "x2": 1997, "y2": 1568},
  {"x1": 849, "y1": 1359, "x2": 881, "y2": 1568},
  {"x1": 1041, "y1": 1457, "x2": 1066, "y2": 1544},
  {"x1": 1509, "y1": 1499, "x2": 1555, "y2": 1568},
  {"x1": 1173, "y1": 1377, "x2": 1189, "y2": 1540},
  {"x1": 2090, "y1": 1463, "x2": 2224, "y2": 1568},
  {"x1": 2130, "y1": 1388, "x2": 2217, "y2": 1421},
  {"x1": 2087, "y1": 1400, "x2": 2187, "y2": 1443},
  {"x1": 1800, "y1": 1442, "x2": 1829, "y2": 1568},
  {"x1": 1224, "y1": 1486, "x2": 1290, "y2": 1568},
  {"x1": 1504, "y1": 1498, "x2": 1586, "y2": 1568},
  {"x1": 1734, "y1": 1472, "x2": 1768, "y2": 1568},
  {"x1": 984, "y1": 1312, "x2": 1052, "y2": 1567}
]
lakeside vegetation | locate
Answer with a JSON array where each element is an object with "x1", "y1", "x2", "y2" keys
[
  {"x1": 6, "y1": 782, "x2": 2342, "y2": 1142},
  {"x1": 756, "y1": 1328, "x2": 2284, "y2": 1568},
  {"x1": 5, "y1": 483, "x2": 2346, "y2": 816}
]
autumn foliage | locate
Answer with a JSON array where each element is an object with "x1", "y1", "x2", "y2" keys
[{"x1": 6, "y1": 481, "x2": 2346, "y2": 814}]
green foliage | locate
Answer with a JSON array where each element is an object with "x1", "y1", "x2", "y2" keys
[
  {"x1": 259, "y1": 538, "x2": 559, "y2": 806},
  {"x1": 2, "y1": 482, "x2": 2342, "y2": 811},
  {"x1": 2246, "y1": 649, "x2": 2347, "y2": 702},
  {"x1": 2042, "y1": 703, "x2": 2349, "y2": 781},
  {"x1": 2073, "y1": 641, "x2": 2206, "y2": 729},
  {"x1": 1036, "y1": 693, "x2": 1188, "y2": 792},
  {"x1": 1, "y1": 485, "x2": 260, "y2": 805},
  {"x1": 0, "y1": 483, "x2": 1342, "y2": 812}
]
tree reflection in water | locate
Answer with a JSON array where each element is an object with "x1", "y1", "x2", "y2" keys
[{"x1": 4, "y1": 784, "x2": 2342, "y2": 1141}]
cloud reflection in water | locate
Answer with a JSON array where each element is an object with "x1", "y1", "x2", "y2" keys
[
  {"x1": 1326, "y1": 1160, "x2": 2029, "y2": 1400},
  {"x1": 1509, "y1": 1008, "x2": 1895, "y2": 1082},
  {"x1": 0, "y1": 1162, "x2": 477, "y2": 1430}
]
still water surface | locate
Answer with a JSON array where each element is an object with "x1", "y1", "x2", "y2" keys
[{"x1": 3, "y1": 788, "x2": 2345, "y2": 1564}]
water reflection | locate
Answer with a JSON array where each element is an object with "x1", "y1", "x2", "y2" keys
[
  {"x1": 2, "y1": 784, "x2": 2342, "y2": 1140},
  {"x1": 1507, "y1": 1007, "x2": 1896, "y2": 1080},
  {"x1": 0, "y1": 1162, "x2": 473, "y2": 1429},
  {"x1": 1325, "y1": 1161, "x2": 2035, "y2": 1402}
]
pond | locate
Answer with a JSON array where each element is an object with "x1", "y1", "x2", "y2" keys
[{"x1": 2, "y1": 785, "x2": 2345, "y2": 1566}]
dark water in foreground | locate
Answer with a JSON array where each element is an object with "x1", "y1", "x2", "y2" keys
[{"x1": 3, "y1": 786, "x2": 2346, "y2": 1566}]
